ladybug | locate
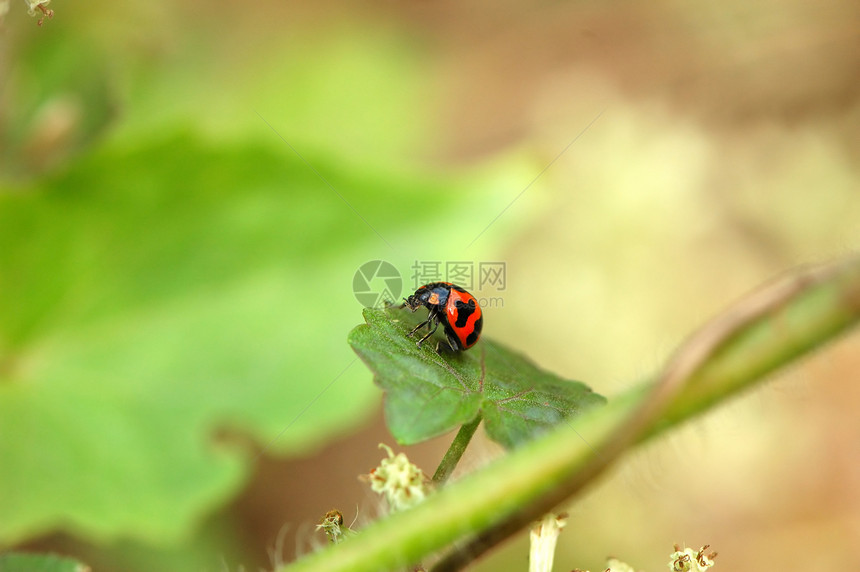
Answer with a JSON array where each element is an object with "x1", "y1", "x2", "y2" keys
[{"x1": 401, "y1": 282, "x2": 483, "y2": 352}]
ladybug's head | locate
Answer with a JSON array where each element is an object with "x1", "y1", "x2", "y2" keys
[
  {"x1": 403, "y1": 290, "x2": 426, "y2": 311},
  {"x1": 403, "y1": 284, "x2": 441, "y2": 311}
]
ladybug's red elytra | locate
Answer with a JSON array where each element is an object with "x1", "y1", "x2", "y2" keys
[{"x1": 401, "y1": 282, "x2": 483, "y2": 352}]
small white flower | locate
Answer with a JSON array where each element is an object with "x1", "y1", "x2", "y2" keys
[
  {"x1": 669, "y1": 544, "x2": 717, "y2": 571},
  {"x1": 367, "y1": 443, "x2": 430, "y2": 512},
  {"x1": 24, "y1": 0, "x2": 53, "y2": 25},
  {"x1": 529, "y1": 513, "x2": 567, "y2": 572},
  {"x1": 315, "y1": 509, "x2": 349, "y2": 544},
  {"x1": 25, "y1": 0, "x2": 49, "y2": 15}
]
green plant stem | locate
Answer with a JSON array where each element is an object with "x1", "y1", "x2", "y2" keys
[
  {"x1": 432, "y1": 415, "x2": 482, "y2": 485},
  {"x1": 280, "y1": 255, "x2": 860, "y2": 572}
]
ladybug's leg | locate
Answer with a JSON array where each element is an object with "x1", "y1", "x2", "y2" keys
[
  {"x1": 415, "y1": 316, "x2": 440, "y2": 348},
  {"x1": 407, "y1": 317, "x2": 432, "y2": 337},
  {"x1": 434, "y1": 340, "x2": 455, "y2": 355},
  {"x1": 444, "y1": 330, "x2": 461, "y2": 352},
  {"x1": 407, "y1": 305, "x2": 439, "y2": 338},
  {"x1": 410, "y1": 307, "x2": 441, "y2": 348}
]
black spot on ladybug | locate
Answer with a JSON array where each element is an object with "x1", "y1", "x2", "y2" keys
[
  {"x1": 453, "y1": 298, "x2": 477, "y2": 328},
  {"x1": 466, "y1": 315, "x2": 483, "y2": 347}
]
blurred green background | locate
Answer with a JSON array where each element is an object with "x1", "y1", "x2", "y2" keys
[{"x1": 1, "y1": 1, "x2": 859, "y2": 570}]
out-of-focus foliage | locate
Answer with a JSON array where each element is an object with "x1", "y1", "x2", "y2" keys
[
  {"x1": 0, "y1": 551, "x2": 89, "y2": 572},
  {"x1": 1, "y1": 130, "x2": 402, "y2": 544},
  {"x1": 0, "y1": 4, "x2": 528, "y2": 552}
]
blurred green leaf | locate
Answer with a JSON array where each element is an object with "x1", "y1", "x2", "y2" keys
[
  {"x1": 0, "y1": 8, "x2": 543, "y2": 552},
  {"x1": 0, "y1": 129, "x2": 473, "y2": 545},
  {"x1": 0, "y1": 552, "x2": 89, "y2": 572},
  {"x1": 0, "y1": 28, "x2": 115, "y2": 181},
  {"x1": 348, "y1": 308, "x2": 606, "y2": 448}
]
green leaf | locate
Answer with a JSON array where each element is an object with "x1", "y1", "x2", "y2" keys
[
  {"x1": 348, "y1": 308, "x2": 606, "y2": 448},
  {"x1": 0, "y1": 552, "x2": 89, "y2": 572},
  {"x1": 0, "y1": 130, "x2": 470, "y2": 546}
]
